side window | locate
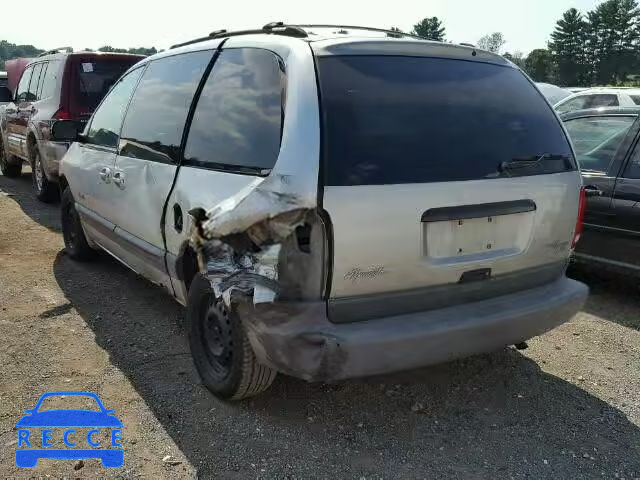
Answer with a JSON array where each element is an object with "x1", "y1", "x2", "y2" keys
[
  {"x1": 184, "y1": 48, "x2": 284, "y2": 171},
  {"x1": 624, "y1": 141, "x2": 640, "y2": 179},
  {"x1": 564, "y1": 116, "x2": 636, "y2": 173},
  {"x1": 86, "y1": 68, "x2": 144, "y2": 148},
  {"x1": 27, "y1": 63, "x2": 44, "y2": 101},
  {"x1": 15, "y1": 66, "x2": 34, "y2": 103},
  {"x1": 556, "y1": 95, "x2": 589, "y2": 114},
  {"x1": 119, "y1": 51, "x2": 212, "y2": 163},
  {"x1": 38, "y1": 61, "x2": 60, "y2": 100},
  {"x1": 587, "y1": 94, "x2": 619, "y2": 108},
  {"x1": 630, "y1": 95, "x2": 640, "y2": 106}
]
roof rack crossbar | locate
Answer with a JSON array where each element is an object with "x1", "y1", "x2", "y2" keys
[
  {"x1": 38, "y1": 46, "x2": 73, "y2": 57},
  {"x1": 170, "y1": 24, "x2": 307, "y2": 49}
]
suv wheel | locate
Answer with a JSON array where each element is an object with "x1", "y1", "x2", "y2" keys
[
  {"x1": 61, "y1": 187, "x2": 96, "y2": 261},
  {"x1": 31, "y1": 148, "x2": 58, "y2": 202},
  {"x1": 0, "y1": 136, "x2": 21, "y2": 178},
  {"x1": 187, "y1": 274, "x2": 277, "y2": 400}
]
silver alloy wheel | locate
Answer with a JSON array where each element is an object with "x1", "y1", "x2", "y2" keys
[{"x1": 34, "y1": 154, "x2": 43, "y2": 192}]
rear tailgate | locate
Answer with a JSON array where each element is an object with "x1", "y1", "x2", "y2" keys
[
  {"x1": 64, "y1": 54, "x2": 143, "y2": 118},
  {"x1": 316, "y1": 52, "x2": 580, "y2": 322}
]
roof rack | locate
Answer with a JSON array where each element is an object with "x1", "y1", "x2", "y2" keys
[
  {"x1": 38, "y1": 47, "x2": 73, "y2": 57},
  {"x1": 170, "y1": 22, "x2": 307, "y2": 49},
  {"x1": 290, "y1": 24, "x2": 424, "y2": 40}
]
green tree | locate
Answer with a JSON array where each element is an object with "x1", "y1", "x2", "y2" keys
[
  {"x1": 411, "y1": 17, "x2": 446, "y2": 41},
  {"x1": 586, "y1": 0, "x2": 640, "y2": 85},
  {"x1": 503, "y1": 51, "x2": 526, "y2": 69},
  {"x1": 549, "y1": 8, "x2": 589, "y2": 86},
  {"x1": 524, "y1": 48, "x2": 556, "y2": 82},
  {"x1": 477, "y1": 32, "x2": 506, "y2": 53},
  {"x1": 0, "y1": 40, "x2": 44, "y2": 70}
]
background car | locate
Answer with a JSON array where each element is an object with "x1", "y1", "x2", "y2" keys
[
  {"x1": 555, "y1": 87, "x2": 640, "y2": 114},
  {"x1": 0, "y1": 49, "x2": 142, "y2": 201},
  {"x1": 561, "y1": 107, "x2": 640, "y2": 274}
]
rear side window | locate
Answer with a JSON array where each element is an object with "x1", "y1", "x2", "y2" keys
[
  {"x1": 39, "y1": 61, "x2": 60, "y2": 100},
  {"x1": 588, "y1": 94, "x2": 619, "y2": 108},
  {"x1": 119, "y1": 51, "x2": 212, "y2": 163},
  {"x1": 27, "y1": 63, "x2": 44, "y2": 101},
  {"x1": 71, "y1": 57, "x2": 141, "y2": 111},
  {"x1": 630, "y1": 95, "x2": 640, "y2": 105},
  {"x1": 184, "y1": 48, "x2": 284, "y2": 172},
  {"x1": 318, "y1": 56, "x2": 574, "y2": 186},
  {"x1": 564, "y1": 116, "x2": 635, "y2": 174}
]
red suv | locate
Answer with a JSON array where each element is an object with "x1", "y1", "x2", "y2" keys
[{"x1": 0, "y1": 49, "x2": 143, "y2": 201}]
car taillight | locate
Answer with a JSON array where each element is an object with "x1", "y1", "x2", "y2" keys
[
  {"x1": 572, "y1": 187, "x2": 586, "y2": 248},
  {"x1": 53, "y1": 108, "x2": 72, "y2": 120}
]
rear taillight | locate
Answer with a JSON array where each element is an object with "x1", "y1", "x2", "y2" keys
[
  {"x1": 53, "y1": 108, "x2": 72, "y2": 120},
  {"x1": 572, "y1": 187, "x2": 586, "y2": 248}
]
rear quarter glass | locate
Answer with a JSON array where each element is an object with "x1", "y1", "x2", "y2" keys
[
  {"x1": 66, "y1": 55, "x2": 143, "y2": 117},
  {"x1": 317, "y1": 56, "x2": 575, "y2": 186}
]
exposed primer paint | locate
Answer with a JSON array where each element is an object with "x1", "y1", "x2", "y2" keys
[{"x1": 190, "y1": 174, "x2": 314, "y2": 306}]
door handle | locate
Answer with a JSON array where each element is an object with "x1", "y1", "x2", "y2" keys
[
  {"x1": 112, "y1": 171, "x2": 125, "y2": 190},
  {"x1": 584, "y1": 185, "x2": 603, "y2": 197},
  {"x1": 98, "y1": 167, "x2": 112, "y2": 183}
]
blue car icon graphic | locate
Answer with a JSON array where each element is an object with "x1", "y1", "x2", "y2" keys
[{"x1": 15, "y1": 391, "x2": 123, "y2": 468}]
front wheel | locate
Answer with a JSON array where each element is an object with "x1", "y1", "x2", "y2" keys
[
  {"x1": 61, "y1": 187, "x2": 96, "y2": 261},
  {"x1": 187, "y1": 274, "x2": 277, "y2": 400},
  {"x1": 32, "y1": 148, "x2": 58, "y2": 203}
]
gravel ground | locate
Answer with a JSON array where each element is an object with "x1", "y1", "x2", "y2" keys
[{"x1": 0, "y1": 171, "x2": 639, "y2": 479}]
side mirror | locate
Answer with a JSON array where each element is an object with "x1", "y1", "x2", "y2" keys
[
  {"x1": 51, "y1": 120, "x2": 81, "y2": 142},
  {"x1": 0, "y1": 87, "x2": 12, "y2": 103}
]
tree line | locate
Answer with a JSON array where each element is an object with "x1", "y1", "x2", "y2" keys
[
  {"x1": 0, "y1": 41, "x2": 157, "y2": 70},
  {"x1": 402, "y1": 0, "x2": 640, "y2": 87}
]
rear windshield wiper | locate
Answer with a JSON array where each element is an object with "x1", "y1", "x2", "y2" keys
[{"x1": 499, "y1": 153, "x2": 572, "y2": 172}]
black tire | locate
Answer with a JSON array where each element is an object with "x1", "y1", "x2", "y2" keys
[
  {"x1": 0, "y1": 136, "x2": 21, "y2": 178},
  {"x1": 31, "y1": 148, "x2": 58, "y2": 203},
  {"x1": 61, "y1": 187, "x2": 96, "y2": 261},
  {"x1": 187, "y1": 274, "x2": 277, "y2": 400}
]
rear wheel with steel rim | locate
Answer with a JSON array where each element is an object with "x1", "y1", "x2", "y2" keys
[
  {"x1": 0, "y1": 135, "x2": 21, "y2": 178},
  {"x1": 61, "y1": 187, "x2": 96, "y2": 261},
  {"x1": 187, "y1": 273, "x2": 277, "y2": 400},
  {"x1": 31, "y1": 147, "x2": 58, "y2": 202}
]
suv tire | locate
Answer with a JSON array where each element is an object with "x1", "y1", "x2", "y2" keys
[
  {"x1": 0, "y1": 137, "x2": 21, "y2": 178},
  {"x1": 187, "y1": 274, "x2": 277, "y2": 400},
  {"x1": 32, "y1": 148, "x2": 58, "y2": 203},
  {"x1": 61, "y1": 187, "x2": 96, "y2": 261}
]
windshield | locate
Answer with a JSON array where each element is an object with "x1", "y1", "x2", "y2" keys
[{"x1": 317, "y1": 55, "x2": 575, "y2": 186}]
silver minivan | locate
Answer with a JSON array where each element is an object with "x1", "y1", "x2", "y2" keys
[{"x1": 56, "y1": 24, "x2": 588, "y2": 400}]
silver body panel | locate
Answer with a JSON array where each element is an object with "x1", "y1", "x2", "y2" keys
[{"x1": 324, "y1": 173, "x2": 581, "y2": 298}]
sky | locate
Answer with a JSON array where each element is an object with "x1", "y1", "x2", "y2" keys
[{"x1": 3, "y1": 0, "x2": 601, "y2": 55}]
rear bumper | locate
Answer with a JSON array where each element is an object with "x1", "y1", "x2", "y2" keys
[
  {"x1": 239, "y1": 277, "x2": 588, "y2": 382},
  {"x1": 40, "y1": 140, "x2": 69, "y2": 181}
]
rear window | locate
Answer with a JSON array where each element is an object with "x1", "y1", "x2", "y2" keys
[
  {"x1": 71, "y1": 57, "x2": 141, "y2": 111},
  {"x1": 318, "y1": 56, "x2": 575, "y2": 186}
]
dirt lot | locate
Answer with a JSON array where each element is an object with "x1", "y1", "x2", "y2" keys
[{"x1": 0, "y1": 170, "x2": 639, "y2": 479}]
